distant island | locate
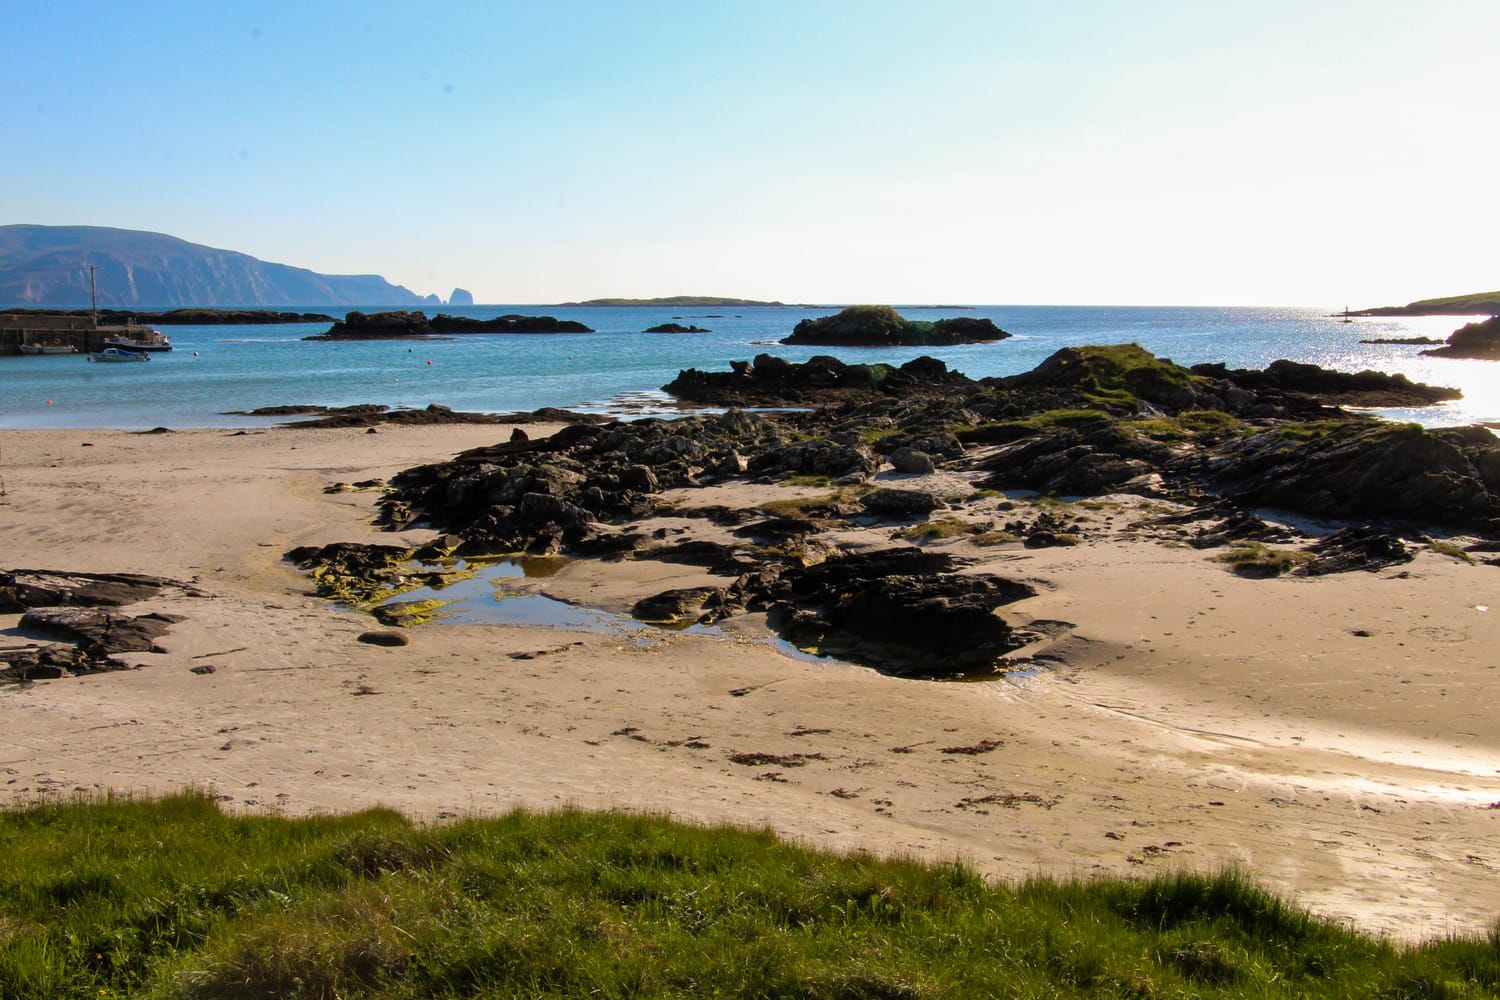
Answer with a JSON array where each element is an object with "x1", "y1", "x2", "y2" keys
[
  {"x1": 0, "y1": 225, "x2": 441, "y2": 308},
  {"x1": 555, "y1": 295, "x2": 788, "y2": 307},
  {"x1": 1352, "y1": 289, "x2": 1500, "y2": 317}
]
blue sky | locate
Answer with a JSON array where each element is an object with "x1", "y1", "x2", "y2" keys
[{"x1": 5, "y1": 1, "x2": 1497, "y2": 305}]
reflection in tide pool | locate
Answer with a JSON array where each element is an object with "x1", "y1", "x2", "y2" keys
[
  {"x1": 376, "y1": 556, "x2": 832, "y2": 663},
  {"x1": 379, "y1": 558, "x2": 626, "y2": 631}
]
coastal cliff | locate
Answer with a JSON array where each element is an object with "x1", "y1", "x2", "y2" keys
[{"x1": 0, "y1": 225, "x2": 435, "y2": 308}]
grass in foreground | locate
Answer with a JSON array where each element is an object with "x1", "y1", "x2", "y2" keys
[{"x1": 1, "y1": 794, "x2": 1498, "y2": 998}]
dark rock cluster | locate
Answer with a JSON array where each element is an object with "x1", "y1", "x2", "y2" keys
[
  {"x1": 664, "y1": 353, "x2": 970, "y2": 406},
  {"x1": 289, "y1": 341, "x2": 1500, "y2": 678},
  {"x1": 0, "y1": 570, "x2": 189, "y2": 682}
]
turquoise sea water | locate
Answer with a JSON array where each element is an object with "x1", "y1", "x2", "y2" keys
[{"x1": 1, "y1": 305, "x2": 1496, "y2": 430}]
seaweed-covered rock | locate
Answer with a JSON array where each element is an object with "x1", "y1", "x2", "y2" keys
[
  {"x1": 998, "y1": 344, "x2": 1219, "y2": 413},
  {"x1": 632, "y1": 587, "x2": 732, "y2": 625}
]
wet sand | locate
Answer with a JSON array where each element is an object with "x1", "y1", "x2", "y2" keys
[{"x1": 2, "y1": 424, "x2": 1497, "y2": 942}]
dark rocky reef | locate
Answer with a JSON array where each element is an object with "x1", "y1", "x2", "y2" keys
[
  {"x1": 1207, "y1": 421, "x2": 1500, "y2": 527},
  {"x1": 781, "y1": 305, "x2": 1010, "y2": 347},
  {"x1": 305, "y1": 310, "x2": 593, "y2": 340},
  {"x1": 644, "y1": 323, "x2": 710, "y2": 333},
  {"x1": 664, "y1": 353, "x2": 972, "y2": 406},
  {"x1": 1421, "y1": 316, "x2": 1500, "y2": 360},
  {"x1": 1190, "y1": 359, "x2": 1462, "y2": 408},
  {"x1": 225, "y1": 404, "x2": 605, "y2": 430},
  {"x1": 373, "y1": 409, "x2": 803, "y2": 558}
]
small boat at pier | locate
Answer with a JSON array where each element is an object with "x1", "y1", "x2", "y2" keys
[
  {"x1": 103, "y1": 333, "x2": 172, "y2": 352},
  {"x1": 19, "y1": 342, "x2": 78, "y2": 355},
  {"x1": 89, "y1": 347, "x2": 151, "y2": 363}
]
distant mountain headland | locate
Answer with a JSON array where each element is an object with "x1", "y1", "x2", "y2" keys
[
  {"x1": 5, "y1": 307, "x2": 335, "y2": 325},
  {"x1": 1352, "y1": 289, "x2": 1500, "y2": 317},
  {"x1": 555, "y1": 296, "x2": 788, "y2": 307},
  {"x1": 0, "y1": 225, "x2": 439, "y2": 308}
]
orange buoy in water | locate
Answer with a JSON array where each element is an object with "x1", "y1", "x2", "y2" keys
[
  {"x1": 45, "y1": 400, "x2": 52, "y2": 405},
  {"x1": 426, "y1": 360, "x2": 432, "y2": 365}
]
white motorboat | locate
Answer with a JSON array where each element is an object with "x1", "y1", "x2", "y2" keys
[{"x1": 89, "y1": 347, "x2": 150, "y2": 363}]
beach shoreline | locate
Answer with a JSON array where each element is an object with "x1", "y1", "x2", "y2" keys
[{"x1": 2, "y1": 423, "x2": 1498, "y2": 942}]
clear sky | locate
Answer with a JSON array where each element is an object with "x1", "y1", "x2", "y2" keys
[{"x1": 5, "y1": 1, "x2": 1496, "y2": 306}]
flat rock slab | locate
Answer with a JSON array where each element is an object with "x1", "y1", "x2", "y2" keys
[
  {"x1": 19, "y1": 607, "x2": 185, "y2": 656},
  {"x1": 0, "y1": 569, "x2": 174, "y2": 612}
]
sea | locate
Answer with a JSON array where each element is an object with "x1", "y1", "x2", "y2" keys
[{"x1": 1, "y1": 305, "x2": 1496, "y2": 431}]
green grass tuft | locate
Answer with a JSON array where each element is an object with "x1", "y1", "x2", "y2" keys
[
  {"x1": 1212, "y1": 543, "x2": 1312, "y2": 577},
  {"x1": 0, "y1": 795, "x2": 1496, "y2": 998}
]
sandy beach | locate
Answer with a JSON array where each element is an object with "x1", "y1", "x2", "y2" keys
[{"x1": 2, "y1": 423, "x2": 1498, "y2": 942}]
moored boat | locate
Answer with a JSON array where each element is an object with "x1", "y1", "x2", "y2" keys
[
  {"x1": 19, "y1": 342, "x2": 78, "y2": 354},
  {"x1": 89, "y1": 347, "x2": 151, "y2": 363},
  {"x1": 103, "y1": 333, "x2": 172, "y2": 352}
]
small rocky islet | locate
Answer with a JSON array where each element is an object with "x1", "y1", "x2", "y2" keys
[
  {"x1": 780, "y1": 304, "x2": 1010, "y2": 347},
  {"x1": 288, "y1": 338, "x2": 1500, "y2": 680},
  {"x1": 303, "y1": 310, "x2": 594, "y2": 340}
]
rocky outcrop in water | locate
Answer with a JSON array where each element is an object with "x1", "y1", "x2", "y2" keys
[
  {"x1": 1191, "y1": 359, "x2": 1463, "y2": 408},
  {"x1": 1421, "y1": 316, "x2": 1500, "y2": 360},
  {"x1": 645, "y1": 323, "x2": 709, "y2": 333},
  {"x1": 664, "y1": 353, "x2": 972, "y2": 406},
  {"x1": 305, "y1": 311, "x2": 594, "y2": 340},
  {"x1": 781, "y1": 306, "x2": 1009, "y2": 347}
]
